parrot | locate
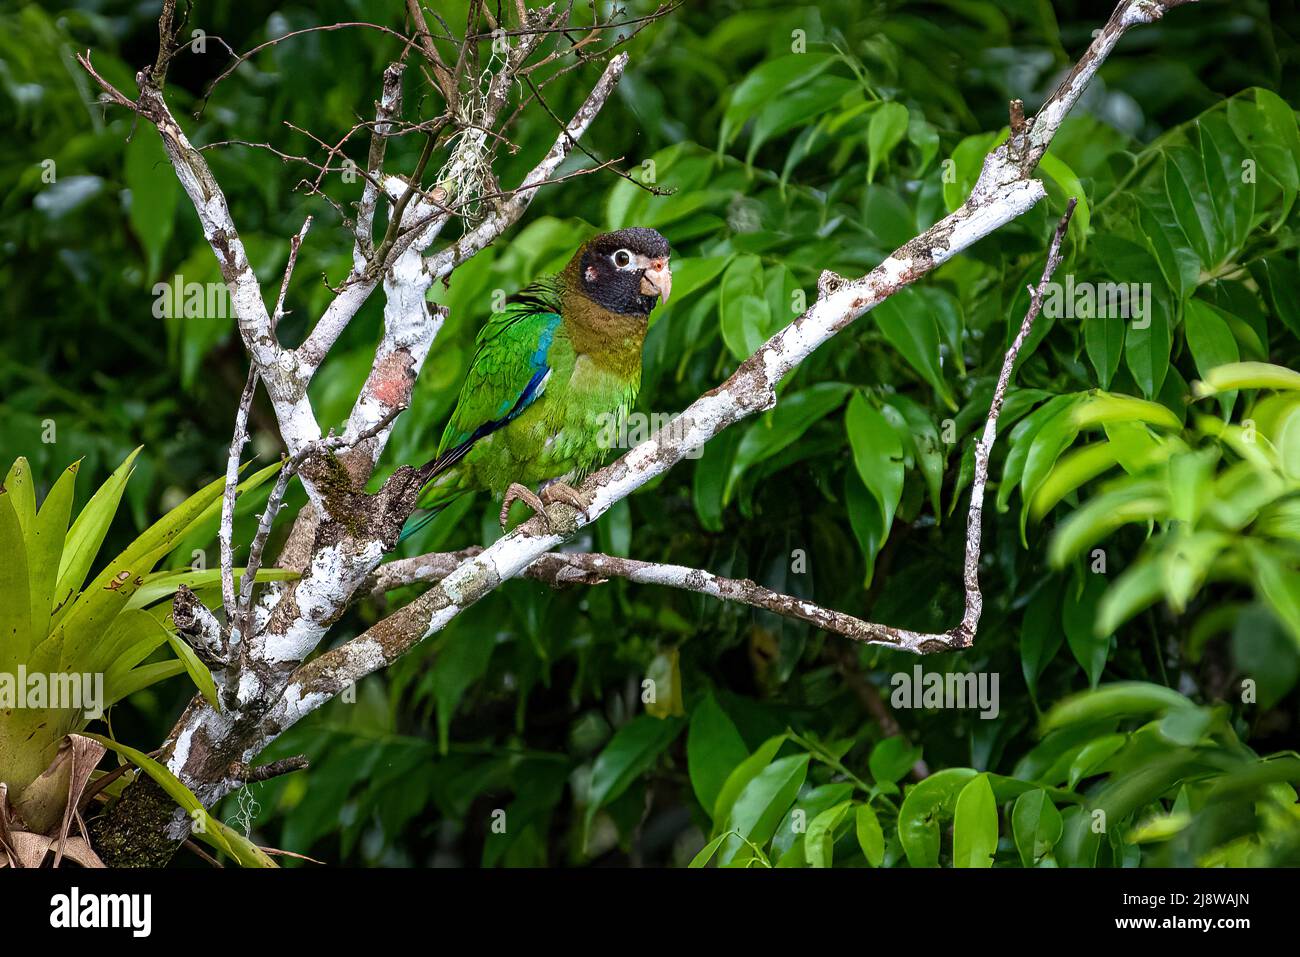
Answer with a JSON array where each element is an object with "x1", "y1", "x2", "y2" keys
[{"x1": 401, "y1": 226, "x2": 673, "y2": 540}]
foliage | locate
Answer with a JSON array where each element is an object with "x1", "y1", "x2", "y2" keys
[
  {"x1": 0, "y1": 449, "x2": 279, "y2": 835},
  {"x1": 2, "y1": 0, "x2": 1298, "y2": 867}
]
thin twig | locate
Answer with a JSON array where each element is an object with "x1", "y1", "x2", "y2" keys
[{"x1": 219, "y1": 368, "x2": 258, "y2": 624}]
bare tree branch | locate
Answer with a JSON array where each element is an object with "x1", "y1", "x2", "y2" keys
[{"x1": 219, "y1": 368, "x2": 257, "y2": 621}]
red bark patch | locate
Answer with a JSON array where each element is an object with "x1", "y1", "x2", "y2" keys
[{"x1": 370, "y1": 349, "x2": 414, "y2": 407}]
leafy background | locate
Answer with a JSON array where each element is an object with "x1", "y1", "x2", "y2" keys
[{"x1": 2, "y1": 0, "x2": 1299, "y2": 866}]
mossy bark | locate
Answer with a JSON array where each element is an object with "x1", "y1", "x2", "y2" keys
[{"x1": 89, "y1": 775, "x2": 185, "y2": 868}]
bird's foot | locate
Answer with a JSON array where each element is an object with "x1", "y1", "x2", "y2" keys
[
  {"x1": 500, "y1": 482, "x2": 547, "y2": 530},
  {"x1": 540, "y1": 481, "x2": 593, "y2": 515},
  {"x1": 538, "y1": 481, "x2": 592, "y2": 535},
  {"x1": 499, "y1": 481, "x2": 592, "y2": 534}
]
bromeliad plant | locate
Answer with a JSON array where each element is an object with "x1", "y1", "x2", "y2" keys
[{"x1": 0, "y1": 449, "x2": 280, "y2": 863}]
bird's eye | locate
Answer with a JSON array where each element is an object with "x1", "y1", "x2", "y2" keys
[{"x1": 613, "y1": 249, "x2": 632, "y2": 268}]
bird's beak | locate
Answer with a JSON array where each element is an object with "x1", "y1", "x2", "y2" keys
[{"x1": 640, "y1": 258, "x2": 672, "y2": 304}]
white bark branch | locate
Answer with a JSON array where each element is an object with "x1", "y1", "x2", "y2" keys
[{"x1": 218, "y1": 368, "x2": 257, "y2": 626}]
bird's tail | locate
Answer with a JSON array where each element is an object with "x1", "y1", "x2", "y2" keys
[
  {"x1": 398, "y1": 449, "x2": 472, "y2": 543},
  {"x1": 398, "y1": 505, "x2": 444, "y2": 543}
]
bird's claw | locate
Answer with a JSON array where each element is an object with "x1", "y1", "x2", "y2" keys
[
  {"x1": 500, "y1": 482, "x2": 547, "y2": 530},
  {"x1": 499, "y1": 481, "x2": 592, "y2": 534},
  {"x1": 540, "y1": 481, "x2": 592, "y2": 515}
]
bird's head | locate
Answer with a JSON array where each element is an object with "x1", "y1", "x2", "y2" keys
[{"x1": 572, "y1": 227, "x2": 672, "y2": 317}]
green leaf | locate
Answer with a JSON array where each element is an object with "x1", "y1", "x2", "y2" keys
[
  {"x1": 28, "y1": 461, "x2": 78, "y2": 647},
  {"x1": 712, "y1": 733, "x2": 787, "y2": 828},
  {"x1": 898, "y1": 767, "x2": 977, "y2": 867},
  {"x1": 1071, "y1": 392, "x2": 1182, "y2": 432},
  {"x1": 164, "y1": 630, "x2": 221, "y2": 711},
  {"x1": 998, "y1": 394, "x2": 1080, "y2": 514},
  {"x1": 1048, "y1": 478, "x2": 1167, "y2": 568},
  {"x1": 772, "y1": 782, "x2": 854, "y2": 863},
  {"x1": 1257, "y1": 89, "x2": 1300, "y2": 187},
  {"x1": 4, "y1": 457, "x2": 36, "y2": 537},
  {"x1": 869, "y1": 735, "x2": 920, "y2": 785},
  {"x1": 1164, "y1": 146, "x2": 1217, "y2": 268},
  {"x1": 53, "y1": 459, "x2": 280, "y2": 673},
  {"x1": 1198, "y1": 114, "x2": 1254, "y2": 257},
  {"x1": 1018, "y1": 403, "x2": 1081, "y2": 540},
  {"x1": 719, "y1": 752, "x2": 810, "y2": 865},
  {"x1": 863, "y1": 185, "x2": 916, "y2": 249},
  {"x1": 0, "y1": 487, "x2": 33, "y2": 673},
  {"x1": 1030, "y1": 442, "x2": 1122, "y2": 521},
  {"x1": 952, "y1": 773, "x2": 998, "y2": 868},
  {"x1": 726, "y1": 382, "x2": 852, "y2": 502},
  {"x1": 1012, "y1": 789, "x2": 1063, "y2": 866},
  {"x1": 692, "y1": 427, "x2": 740, "y2": 533},
  {"x1": 688, "y1": 831, "x2": 731, "y2": 868},
  {"x1": 872, "y1": 290, "x2": 956, "y2": 408},
  {"x1": 1020, "y1": 578, "x2": 1064, "y2": 705},
  {"x1": 1228, "y1": 89, "x2": 1299, "y2": 204},
  {"x1": 855, "y1": 803, "x2": 885, "y2": 867},
  {"x1": 644, "y1": 648, "x2": 684, "y2": 718},
  {"x1": 431, "y1": 626, "x2": 496, "y2": 754},
  {"x1": 884, "y1": 394, "x2": 946, "y2": 519},
  {"x1": 721, "y1": 53, "x2": 836, "y2": 148},
  {"x1": 1124, "y1": 296, "x2": 1172, "y2": 399},
  {"x1": 688, "y1": 692, "x2": 749, "y2": 815},
  {"x1": 1184, "y1": 300, "x2": 1240, "y2": 417},
  {"x1": 1139, "y1": 193, "x2": 1200, "y2": 300},
  {"x1": 586, "y1": 715, "x2": 685, "y2": 838},
  {"x1": 1038, "y1": 152, "x2": 1090, "y2": 248},
  {"x1": 125, "y1": 125, "x2": 179, "y2": 281},
  {"x1": 1040, "y1": 682, "x2": 1194, "y2": 734},
  {"x1": 846, "y1": 471, "x2": 885, "y2": 586},
  {"x1": 943, "y1": 131, "x2": 1001, "y2": 211},
  {"x1": 54, "y1": 447, "x2": 143, "y2": 617},
  {"x1": 846, "y1": 392, "x2": 904, "y2": 535},
  {"x1": 127, "y1": 566, "x2": 298, "y2": 610},
  {"x1": 100, "y1": 608, "x2": 172, "y2": 682},
  {"x1": 805, "y1": 799, "x2": 852, "y2": 868},
  {"x1": 1194, "y1": 361, "x2": 1300, "y2": 396},
  {"x1": 1062, "y1": 575, "x2": 1111, "y2": 687},
  {"x1": 1068, "y1": 733, "x2": 1127, "y2": 788},
  {"x1": 1245, "y1": 542, "x2": 1300, "y2": 648},
  {"x1": 747, "y1": 74, "x2": 854, "y2": 163},
  {"x1": 719, "y1": 254, "x2": 770, "y2": 360},
  {"x1": 867, "y1": 101, "x2": 909, "y2": 182},
  {"x1": 1096, "y1": 558, "x2": 1166, "y2": 635},
  {"x1": 103, "y1": 659, "x2": 187, "y2": 708},
  {"x1": 1084, "y1": 316, "x2": 1125, "y2": 389}
]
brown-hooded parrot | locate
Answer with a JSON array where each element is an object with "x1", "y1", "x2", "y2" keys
[{"x1": 402, "y1": 227, "x2": 672, "y2": 539}]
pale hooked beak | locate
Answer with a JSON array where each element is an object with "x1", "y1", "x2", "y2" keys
[{"x1": 640, "y1": 257, "x2": 672, "y2": 304}]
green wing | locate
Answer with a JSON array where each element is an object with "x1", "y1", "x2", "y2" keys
[{"x1": 424, "y1": 280, "x2": 564, "y2": 481}]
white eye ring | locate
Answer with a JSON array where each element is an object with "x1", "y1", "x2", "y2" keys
[{"x1": 612, "y1": 249, "x2": 633, "y2": 268}]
